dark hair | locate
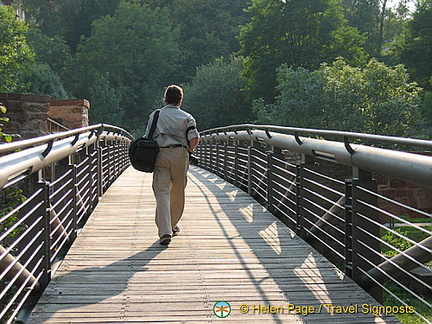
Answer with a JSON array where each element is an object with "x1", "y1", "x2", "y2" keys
[{"x1": 164, "y1": 85, "x2": 183, "y2": 105}]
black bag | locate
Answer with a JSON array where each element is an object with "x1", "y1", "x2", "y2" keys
[{"x1": 129, "y1": 110, "x2": 160, "y2": 172}]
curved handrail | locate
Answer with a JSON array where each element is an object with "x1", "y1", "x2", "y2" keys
[
  {"x1": 196, "y1": 124, "x2": 432, "y2": 323},
  {"x1": 199, "y1": 127, "x2": 432, "y2": 188},
  {"x1": 201, "y1": 124, "x2": 432, "y2": 150},
  {"x1": 0, "y1": 124, "x2": 133, "y2": 190},
  {"x1": 0, "y1": 124, "x2": 132, "y2": 323},
  {"x1": 0, "y1": 123, "x2": 134, "y2": 155}
]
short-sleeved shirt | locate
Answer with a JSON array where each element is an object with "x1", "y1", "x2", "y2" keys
[{"x1": 145, "y1": 104, "x2": 199, "y2": 148}]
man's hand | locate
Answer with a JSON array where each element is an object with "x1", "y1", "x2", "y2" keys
[{"x1": 188, "y1": 137, "x2": 199, "y2": 154}]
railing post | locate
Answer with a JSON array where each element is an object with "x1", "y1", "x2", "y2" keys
[
  {"x1": 223, "y1": 140, "x2": 228, "y2": 181},
  {"x1": 53, "y1": 157, "x2": 75, "y2": 249},
  {"x1": 37, "y1": 179, "x2": 51, "y2": 291},
  {"x1": 296, "y1": 155, "x2": 315, "y2": 237},
  {"x1": 345, "y1": 179, "x2": 354, "y2": 278},
  {"x1": 267, "y1": 147, "x2": 283, "y2": 213},
  {"x1": 346, "y1": 167, "x2": 382, "y2": 302},
  {"x1": 97, "y1": 141, "x2": 104, "y2": 197},
  {"x1": 88, "y1": 141, "x2": 100, "y2": 210},
  {"x1": 209, "y1": 142, "x2": 215, "y2": 174},
  {"x1": 233, "y1": 142, "x2": 239, "y2": 187},
  {"x1": 247, "y1": 140, "x2": 260, "y2": 197}
]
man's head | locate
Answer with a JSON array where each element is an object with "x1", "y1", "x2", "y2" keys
[{"x1": 164, "y1": 85, "x2": 183, "y2": 106}]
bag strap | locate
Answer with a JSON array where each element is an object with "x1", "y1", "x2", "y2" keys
[{"x1": 148, "y1": 109, "x2": 160, "y2": 139}]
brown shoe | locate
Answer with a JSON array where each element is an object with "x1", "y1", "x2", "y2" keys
[{"x1": 159, "y1": 234, "x2": 171, "y2": 245}]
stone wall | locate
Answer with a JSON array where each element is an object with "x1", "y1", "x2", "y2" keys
[
  {"x1": 49, "y1": 99, "x2": 90, "y2": 129},
  {"x1": 0, "y1": 93, "x2": 51, "y2": 139},
  {"x1": 376, "y1": 175, "x2": 432, "y2": 220}
]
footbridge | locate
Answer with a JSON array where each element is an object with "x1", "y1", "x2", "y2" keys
[{"x1": 0, "y1": 124, "x2": 431, "y2": 323}]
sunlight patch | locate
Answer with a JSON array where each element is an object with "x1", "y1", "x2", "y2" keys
[
  {"x1": 258, "y1": 221, "x2": 281, "y2": 255},
  {"x1": 226, "y1": 189, "x2": 238, "y2": 202},
  {"x1": 293, "y1": 252, "x2": 332, "y2": 305},
  {"x1": 216, "y1": 182, "x2": 226, "y2": 190},
  {"x1": 239, "y1": 203, "x2": 254, "y2": 223}
]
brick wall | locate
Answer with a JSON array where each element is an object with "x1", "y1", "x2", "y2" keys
[
  {"x1": 49, "y1": 99, "x2": 90, "y2": 129},
  {"x1": 376, "y1": 175, "x2": 432, "y2": 220},
  {"x1": 0, "y1": 93, "x2": 51, "y2": 139}
]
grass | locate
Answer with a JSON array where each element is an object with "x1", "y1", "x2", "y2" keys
[{"x1": 381, "y1": 225, "x2": 432, "y2": 323}]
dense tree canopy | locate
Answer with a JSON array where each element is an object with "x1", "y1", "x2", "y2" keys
[
  {"x1": 184, "y1": 55, "x2": 250, "y2": 130},
  {"x1": 238, "y1": 0, "x2": 368, "y2": 103},
  {"x1": 254, "y1": 58, "x2": 422, "y2": 137},
  {"x1": 0, "y1": 5, "x2": 34, "y2": 92},
  {"x1": 1, "y1": 0, "x2": 429, "y2": 138},
  {"x1": 400, "y1": 0, "x2": 432, "y2": 90},
  {"x1": 74, "y1": 2, "x2": 181, "y2": 130}
]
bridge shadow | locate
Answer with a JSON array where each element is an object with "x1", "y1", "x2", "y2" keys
[
  {"x1": 28, "y1": 241, "x2": 168, "y2": 322},
  {"x1": 27, "y1": 166, "x2": 398, "y2": 323},
  {"x1": 188, "y1": 167, "x2": 397, "y2": 323}
]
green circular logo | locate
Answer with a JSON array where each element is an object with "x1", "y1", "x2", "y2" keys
[{"x1": 213, "y1": 301, "x2": 231, "y2": 318}]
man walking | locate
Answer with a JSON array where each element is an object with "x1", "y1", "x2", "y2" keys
[{"x1": 145, "y1": 85, "x2": 199, "y2": 245}]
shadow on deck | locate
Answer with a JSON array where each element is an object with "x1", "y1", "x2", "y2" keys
[{"x1": 28, "y1": 167, "x2": 399, "y2": 323}]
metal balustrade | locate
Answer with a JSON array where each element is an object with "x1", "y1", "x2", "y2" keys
[
  {"x1": 196, "y1": 124, "x2": 432, "y2": 323},
  {"x1": 0, "y1": 124, "x2": 132, "y2": 324}
]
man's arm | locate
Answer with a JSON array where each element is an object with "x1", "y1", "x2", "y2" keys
[{"x1": 188, "y1": 137, "x2": 199, "y2": 153}]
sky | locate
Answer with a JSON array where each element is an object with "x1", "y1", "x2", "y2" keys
[{"x1": 387, "y1": 0, "x2": 416, "y2": 11}]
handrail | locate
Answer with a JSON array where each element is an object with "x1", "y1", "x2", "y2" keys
[
  {"x1": 0, "y1": 123, "x2": 134, "y2": 154},
  {"x1": 196, "y1": 124, "x2": 432, "y2": 323},
  {"x1": 200, "y1": 128, "x2": 432, "y2": 188},
  {"x1": 201, "y1": 124, "x2": 432, "y2": 149},
  {"x1": 0, "y1": 124, "x2": 132, "y2": 324}
]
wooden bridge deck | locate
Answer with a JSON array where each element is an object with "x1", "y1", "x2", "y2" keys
[{"x1": 29, "y1": 166, "x2": 398, "y2": 323}]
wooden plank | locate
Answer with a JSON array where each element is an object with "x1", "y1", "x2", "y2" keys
[{"x1": 28, "y1": 166, "x2": 399, "y2": 323}]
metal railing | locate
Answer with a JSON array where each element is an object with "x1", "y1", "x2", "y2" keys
[
  {"x1": 0, "y1": 124, "x2": 132, "y2": 324},
  {"x1": 196, "y1": 124, "x2": 432, "y2": 323}
]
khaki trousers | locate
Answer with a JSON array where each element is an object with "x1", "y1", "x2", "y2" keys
[{"x1": 152, "y1": 147, "x2": 189, "y2": 237}]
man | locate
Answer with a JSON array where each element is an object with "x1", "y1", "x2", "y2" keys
[{"x1": 145, "y1": 85, "x2": 199, "y2": 245}]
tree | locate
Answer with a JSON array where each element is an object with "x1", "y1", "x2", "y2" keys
[
  {"x1": 170, "y1": 0, "x2": 250, "y2": 82},
  {"x1": 341, "y1": 0, "x2": 381, "y2": 56},
  {"x1": 238, "y1": 0, "x2": 367, "y2": 103},
  {"x1": 25, "y1": 28, "x2": 73, "y2": 81},
  {"x1": 74, "y1": 2, "x2": 180, "y2": 130},
  {"x1": 17, "y1": 63, "x2": 70, "y2": 99},
  {"x1": 399, "y1": 0, "x2": 432, "y2": 90},
  {"x1": 254, "y1": 58, "x2": 423, "y2": 137},
  {"x1": 19, "y1": 0, "x2": 121, "y2": 53},
  {"x1": 184, "y1": 55, "x2": 251, "y2": 130},
  {"x1": 0, "y1": 5, "x2": 34, "y2": 92},
  {"x1": 89, "y1": 73, "x2": 124, "y2": 125}
]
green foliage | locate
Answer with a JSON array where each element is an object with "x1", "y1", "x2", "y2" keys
[
  {"x1": 0, "y1": 5, "x2": 34, "y2": 92},
  {"x1": 381, "y1": 228, "x2": 413, "y2": 257},
  {"x1": 170, "y1": 0, "x2": 250, "y2": 82},
  {"x1": 74, "y1": 2, "x2": 180, "y2": 129},
  {"x1": 184, "y1": 55, "x2": 251, "y2": 130},
  {"x1": 238, "y1": 0, "x2": 368, "y2": 103},
  {"x1": 341, "y1": 0, "x2": 381, "y2": 56},
  {"x1": 0, "y1": 188, "x2": 27, "y2": 239},
  {"x1": 252, "y1": 66, "x2": 326, "y2": 128},
  {"x1": 89, "y1": 72, "x2": 124, "y2": 125},
  {"x1": 17, "y1": 63, "x2": 70, "y2": 99},
  {"x1": 25, "y1": 28, "x2": 73, "y2": 82},
  {"x1": 20, "y1": 0, "x2": 122, "y2": 53},
  {"x1": 5, "y1": 0, "x2": 430, "y2": 137},
  {"x1": 254, "y1": 58, "x2": 423, "y2": 137},
  {"x1": 400, "y1": 0, "x2": 432, "y2": 90},
  {"x1": 0, "y1": 104, "x2": 12, "y2": 143}
]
